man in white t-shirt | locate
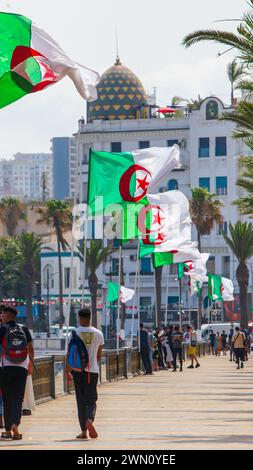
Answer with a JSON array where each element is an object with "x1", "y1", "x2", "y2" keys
[{"x1": 67, "y1": 308, "x2": 104, "y2": 440}]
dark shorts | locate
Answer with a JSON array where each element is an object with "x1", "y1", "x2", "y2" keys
[{"x1": 234, "y1": 348, "x2": 245, "y2": 361}]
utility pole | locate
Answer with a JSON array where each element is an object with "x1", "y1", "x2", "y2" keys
[{"x1": 41, "y1": 172, "x2": 48, "y2": 201}]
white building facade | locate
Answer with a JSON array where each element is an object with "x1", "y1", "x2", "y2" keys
[
  {"x1": 0, "y1": 152, "x2": 53, "y2": 201},
  {"x1": 74, "y1": 96, "x2": 250, "y2": 326}
]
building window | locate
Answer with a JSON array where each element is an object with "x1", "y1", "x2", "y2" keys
[
  {"x1": 222, "y1": 256, "x2": 230, "y2": 278},
  {"x1": 65, "y1": 267, "x2": 70, "y2": 289},
  {"x1": 168, "y1": 179, "x2": 178, "y2": 191},
  {"x1": 207, "y1": 256, "x2": 215, "y2": 274},
  {"x1": 112, "y1": 258, "x2": 119, "y2": 274},
  {"x1": 139, "y1": 141, "x2": 150, "y2": 149},
  {"x1": 199, "y1": 138, "x2": 210, "y2": 158},
  {"x1": 206, "y1": 100, "x2": 219, "y2": 120},
  {"x1": 217, "y1": 221, "x2": 228, "y2": 235},
  {"x1": 169, "y1": 264, "x2": 178, "y2": 275},
  {"x1": 215, "y1": 137, "x2": 227, "y2": 157},
  {"x1": 111, "y1": 142, "x2": 122, "y2": 152},
  {"x1": 167, "y1": 139, "x2": 178, "y2": 147},
  {"x1": 141, "y1": 257, "x2": 151, "y2": 273},
  {"x1": 199, "y1": 177, "x2": 210, "y2": 191},
  {"x1": 216, "y1": 177, "x2": 227, "y2": 195}
]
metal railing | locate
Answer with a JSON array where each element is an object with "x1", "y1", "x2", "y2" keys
[{"x1": 32, "y1": 343, "x2": 211, "y2": 403}]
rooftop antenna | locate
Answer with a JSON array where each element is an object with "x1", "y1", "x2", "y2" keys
[{"x1": 115, "y1": 28, "x2": 121, "y2": 65}]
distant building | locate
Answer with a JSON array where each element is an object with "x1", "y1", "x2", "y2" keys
[
  {"x1": 52, "y1": 137, "x2": 77, "y2": 200},
  {"x1": 0, "y1": 153, "x2": 53, "y2": 201}
]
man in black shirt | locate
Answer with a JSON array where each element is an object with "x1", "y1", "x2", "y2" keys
[
  {"x1": 0, "y1": 305, "x2": 34, "y2": 440},
  {"x1": 140, "y1": 323, "x2": 152, "y2": 375},
  {"x1": 171, "y1": 326, "x2": 183, "y2": 372}
]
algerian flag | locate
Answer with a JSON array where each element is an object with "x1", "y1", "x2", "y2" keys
[
  {"x1": 88, "y1": 146, "x2": 180, "y2": 215},
  {"x1": 0, "y1": 12, "x2": 99, "y2": 109},
  {"x1": 107, "y1": 282, "x2": 135, "y2": 304},
  {"x1": 208, "y1": 274, "x2": 234, "y2": 302},
  {"x1": 190, "y1": 278, "x2": 202, "y2": 297},
  {"x1": 138, "y1": 191, "x2": 192, "y2": 258},
  {"x1": 153, "y1": 242, "x2": 202, "y2": 268},
  {"x1": 178, "y1": 261, "x2": 194, "y2": 280},
  {"x1": 185, "y1": 253, "x2": 209, "y2": 283}
]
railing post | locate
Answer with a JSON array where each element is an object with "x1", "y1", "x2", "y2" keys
[{"x1": 51, "y1": 355, "x2": 56, "y2": 399}]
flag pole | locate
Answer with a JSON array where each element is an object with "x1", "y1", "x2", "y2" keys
[
  {"x1": 131, "y1": 241, "x2": 140, "y2": 348},
  {"x1": 179, "y1": 277, "x2": 183, "y2": 331},
  {"x1": 165, "y1": 265, "x2": 169, "y2": 326},
  {"x1": 154, "y1": 268, "x2": 158, "y2": 327},
  {"x1": 81, "y1": 219, "x2": 88, "y2": 308},
  {"x1": 116, "y1": 243, "x2": 122, "y2": 355},
  {"x1": 137, "y1": 248, "x2": 141, "y2": 353},
  {"x1": 64, "y1": 129, "x2": 82, "y2": 356}
]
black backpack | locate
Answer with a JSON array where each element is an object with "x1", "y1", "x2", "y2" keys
[{"x1": 3, "y1": 324, "x2": 28, "y2": 364}]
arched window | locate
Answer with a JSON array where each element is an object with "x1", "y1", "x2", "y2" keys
[
  {"x1": 206, "y1": 100, "x2": 218, "y2": 120},
  {"x1": 43, "y1": 264, "x2": 54, "y2": 289},
  {"x1": 168, "y1": 179, "x2": 178, "y2": 191}
]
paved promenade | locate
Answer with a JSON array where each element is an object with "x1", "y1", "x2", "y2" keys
[{"x1": 1, "y1": 355, "x2": 253, "y2": 450}]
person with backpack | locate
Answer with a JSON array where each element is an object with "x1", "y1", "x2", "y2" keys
[
  {"x1": 232, "y1": 326, "x2": 246, "y2": 369},
  {"x1": 66, "y1": 308, "x2": 104, "y2": 440},
  {"x1": 0, "y1": 305, "x2": 34, "y2": 440}
]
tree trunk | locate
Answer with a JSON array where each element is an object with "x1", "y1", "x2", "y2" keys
[
  {"x1": 57, "y1": 237, "x2": 64, "y2": 328},
  {"x1": 231, "y1": 84, "x2": 234, "y2": 107},
  {"x1": 236, "y1": 262, "x2": 249, "y2": 327},
  {"x1": 197, "y1": 231, "x2": 202, "y2": 329},
  {"x1": 26, "y1": 278, "x2": 33, "y2": 330},
  {"x1": 120, "y1": 254, "x2": 125, "y2": 329},
  {"x1": 88, "y1": 272, "x2": 98, "y2": 328},
  {"x1": 154, "y1": 265, "x2": 163, "y2": 327}
]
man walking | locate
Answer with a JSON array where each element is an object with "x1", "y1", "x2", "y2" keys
[
  {"x1": 209, "y1": 330, "x2": 216, "y2": 355},
  {"x1": 232, "y1": 326, "x2": 246, "y2": 369},
  {"x1": 187, "y1": 325, "x2": 200, "y2": 369},
  {"x1": 140, "y1": 323, "x2": 152, "y2": 375},
  {"x1": 66, "y1": 308, "x2": 104, "y2": 440},
  {"x1": 171, "y1": 326, "x2": 183, "y2": 372},
  {"x1": 0, "y1": 305, "x2": 34, "y2": 440}
]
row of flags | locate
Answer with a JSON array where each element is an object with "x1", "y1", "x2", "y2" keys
[{"x1": 87, "y1": 145, "x2": 234, "y2": 307}]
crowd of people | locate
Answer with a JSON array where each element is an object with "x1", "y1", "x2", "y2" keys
[
  {"x1": 139, "y1": 323, "x2": 200, "y2": 374},
  {"x1": 208, "y1": 326, "x2": 252, "y2": 369}
]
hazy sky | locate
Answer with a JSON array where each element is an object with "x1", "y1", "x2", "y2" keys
[{"x1": 0, "y1": 0, "x2": 247, "y2": 158}]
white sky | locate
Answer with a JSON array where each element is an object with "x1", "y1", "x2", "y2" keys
[{"x1": 0, "y1": 0, "x2": 247, "y2": 158}]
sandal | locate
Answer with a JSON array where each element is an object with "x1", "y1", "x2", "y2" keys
[
  {"x1": 12, "y1": 433, "x2": 22, "y2": 440},
  {"x1": 1, "y1": 432, "x2": 12, "y2": 439},
  {"x1": 76, "y1": 433, "x2": 88, "y2": 440}
]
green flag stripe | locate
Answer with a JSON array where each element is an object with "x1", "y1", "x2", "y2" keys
[
  {"x1": 153, "y1": 252, "x2": 174, "y2": 267},
  {"x1": 88, "y1": 150, "x2": 136, "y2": 215},
  {"x1": 0, "y1": 13, "x2": 31, "y2": 77},
  {"x1": 107, "y1": 281, "x2": 120, "y2": 303}
]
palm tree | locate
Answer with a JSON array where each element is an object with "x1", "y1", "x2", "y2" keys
[
  {"x1": 190, "y1": 188, "x2": 224, "y2": 250},
  {"x1": 190, "y1": 188, "x2": 224, "y2": 327},
  {"x1": 182, "y1": 1, "x2": 253, "y2": 139},
  {"x1": 0, "y1": 237, "x2": 21, "y2": 298},
  {"x1": 36, "y1": 200, "x2": 72, "y2": 327},
  {"x1": 16, "y1": 233, "x2": 43, "y2": 330},
  {"x1": 234, "y1": 156, "x2": 253, "y2": 215},
  {"x1": 78, "y1": 240, "x2": 114, "y2": 328},
  {"x1": 223, "y1": 222, "x2": 253, "y2": 326},
  {"x1": 0, "y1": 197, "x2": 27, "y2": 236},
  {"x1": 227, "y1": 59, "x2": 247, "y2": 106}
]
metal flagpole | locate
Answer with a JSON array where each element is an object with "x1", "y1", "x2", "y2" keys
[
  {"x1": 81, "y1": 219, "x2": 88, "y2": 307},
  {"x1": 116, "y1": 244, "x2": 122, "y2": 355},
  {"x1": 64, "y1": 130, "x2": 81, "y2": 356},
  {"x1": 179, "y1": 277, "x2": 183, "y2": 331},
  {"x1": 131, "y1": 241, "x2": 140, "y2": 348},
  {"x1": 165, "y1": 265, "x2": 169, "y2": 326},
  {"x1": 137, "y1": 249, "x2": 141, "y2": 353},
  {"x1": 154, "y1": 269, "x2": 158, "y2": 327}
]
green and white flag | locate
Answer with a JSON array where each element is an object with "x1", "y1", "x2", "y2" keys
[
  {"x1": 0, "y1": 12, "x2": 99, "y2": 109},
  {"x1": 137, "y1": 191, "x2": 192, "y2": 258},
  {"x1": 190, "y1": 278, "x2": 202, "y2": 297},
  {"x1": 208, "y1": 274, "x2": 234, "y2": 302},
  {"x1": 153, "y1": 242, "x2": 202, "y2": 268},
  {"x1": 107, "y1": 282, "x2": 135, "y2": 304},
  {"x1": 88, "y1": 146, "x2": 180, "y2": 214},
  {"x1": 178, "y1": 261, "x2": 194, "y2": 280}
]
